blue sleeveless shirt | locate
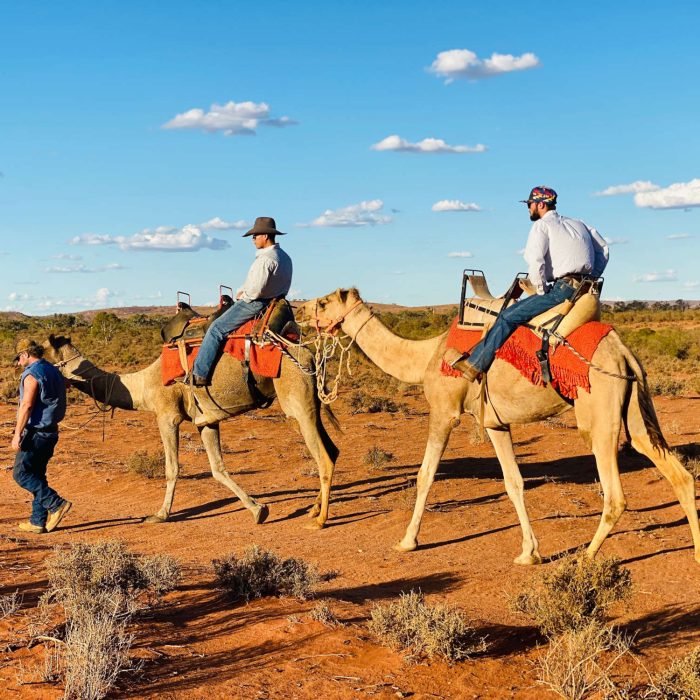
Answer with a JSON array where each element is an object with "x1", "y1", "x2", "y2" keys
[{"x1": 19, "y1": 359, "x2": 66, "y2": 430}]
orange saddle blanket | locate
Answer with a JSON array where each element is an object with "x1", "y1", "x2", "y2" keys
[
  {"x1": 161, "y1": 318, "x2": 284, "y2": 386},
  {"x1": 441, "y1": 318, "x2": 613, "y2": 400}
]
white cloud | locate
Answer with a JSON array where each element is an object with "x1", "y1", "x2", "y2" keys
[
  {"x1": 298, "y1": 200, "x2": 393, "y2": 228},
  {"x1": 665, "y1": 233, "x2": 693, "y2": 240},
  {"x1": 604, "y1": 237, "x2": 630, "y2": 246},
  {"x1": 8, "y1": 292, "x2": 32, "y2": 302},
  {"x1": 428, "y1": 48, "x2": 540, "y2": 83},
  {"x1": 432, "y1": 199, "x2": 481, "y2": 212},
  {"x1": 371, "y1": 135, "x2": 486, "y2": 154},
  {"x1": 45, "y1": 262, "x2": 126, "y2": 273},
  {"x1": 634, "y1": 269, "x2": 678, "y2": 283},
  {"x1": 162, "y1": 100, "x2": 297, "y2": 136},
  {"x1": 200, "y1": 217, "x2": 250, "y2": 231},
  {"x1": 595, "y1": 181, "x2": 660, "y2": 196},
  {"x1": 51, "y1": 252, "x2": 83, "y2": 260},
  {"x1": 447, "y1": 251, "x2": 473, "y2": 258},
  {"x1": 95, "y1": 288, "x2": 115, "y2": 305},
  {"x1": 71, "y1": 224, "x2": 229, "y2": 252},
  {"x1": 683, "y1": 281, "x2": 699, "y2": 289},
  {"x1": 635, "y1": 178, "x2": 700, "y2": 209}
]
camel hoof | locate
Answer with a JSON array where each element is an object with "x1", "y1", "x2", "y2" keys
[
  {"x1": 308, "y1": 505, "x2": 321, "y2": 518},
  {"x1": 393, "y1": 539, "x2": 417, "y2": 553},
  {"x1": 304, "y1": 519, "x2": 324, "y2": 531},
  {"x1": 143, "y1": 514, "x2": 168, "y2": 524},
  {"x1": 253, "y1": 504, "x2": 269, "y2": 525},
  {"x1": 514, "y1": 553, "x2": 542, "y2": 566}
]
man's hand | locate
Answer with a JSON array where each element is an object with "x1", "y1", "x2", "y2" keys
[{"x1": 11, "y1": 434, "x2": 21, "y2": 452}]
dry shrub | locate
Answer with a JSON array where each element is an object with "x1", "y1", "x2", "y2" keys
[
  {"x1": 368, "y1": 590, "x2": 486, "y2": 663},
  {"x1": 514, "y1": 552, "x2": 632, "y2": 638},
  {"x1": 0, "y1": 591, "x2": 21, "y2": 619},
  {"x1": 310, "y1": 600, "x2": 342, "y2": 627},
  {"x1": 649, "y1": 646, "x2": 700, "y2": 700},
  {"x1": 126, "y1": 448, "x2": 165, "y2": 479},
  {"x1": 349, "y1": 391, "x2": 404, "y2": 415},
  {"x1": 535, "y1": 621, "x2": 633, "y2": 700},
  {"x1": 213, "y1": 545, "x2": 320, "y2": 602},
  {"x1": 363, "y1": 446, "x2": 395, "y2": 470}
]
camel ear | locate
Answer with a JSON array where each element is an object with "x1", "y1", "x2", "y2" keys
[
  {"x1": 336, "y1": 289, "x2": 349, "y2": 304},
  {"x1": 48, "y1": 335, "x2": 71, "y2": 349}
]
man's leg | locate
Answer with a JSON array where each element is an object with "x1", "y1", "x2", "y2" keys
[
  {"x1": 459, "y1": 280, "x2": 576, "y2": 376},
  {"x1": 192, "y1": 299, "x2": 268, "y2": 381}
]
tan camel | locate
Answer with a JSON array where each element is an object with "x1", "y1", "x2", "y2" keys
[
  {"x1": 42, "y1": 335, "x2": 338, "y2": 529},
  {"x1": 298, "y1": 289, "x2": 700, "y2": 565}
]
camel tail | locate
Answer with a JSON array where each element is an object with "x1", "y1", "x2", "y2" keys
[{"x1": 615, "y1": 335, "x2": 668, "y2": 453}]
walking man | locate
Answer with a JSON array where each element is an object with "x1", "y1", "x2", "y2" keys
[
  {"x1": 449, "y1": 186, "x2": 609, "y2": 381},
  {"x1": 187, "y1": 216, "x2": 293, "y2": 386},
  {"x1": 11, "y1": 339, "x2": 71, "y2": 534}
]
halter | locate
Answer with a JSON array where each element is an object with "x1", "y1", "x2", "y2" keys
[{"x1": 314, "y1": 299, "x2": 368, "y2": 336}]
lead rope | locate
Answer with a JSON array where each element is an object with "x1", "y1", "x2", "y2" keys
[{"x1": 551, "y1": 331, "x2": 636, "y2": 381}]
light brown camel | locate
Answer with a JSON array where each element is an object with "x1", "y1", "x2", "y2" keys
[
  {"x1": 43, "y1": 335, "x2": 338, "y2": 529},
  {"x1": 298, "y1": 289, "x2": 700, "y2": 564}
]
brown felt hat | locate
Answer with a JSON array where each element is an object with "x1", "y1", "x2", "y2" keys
[
  {"x1": 243, "y1": 216, "x2": 286, "y2": 237},
  {"x1": 14, "y1": 338, "x2": 40, "y2": 361}
]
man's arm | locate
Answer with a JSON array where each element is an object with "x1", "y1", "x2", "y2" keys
[
  {"x1": 523, "y1": 222, "x2": 549, "y2": 294},
  {"x1": 588, "y1": 227, "x2": 609, "y2": 277},
  {"x1": 12, "y1": 375, "x2": 38, "y2": 451}
]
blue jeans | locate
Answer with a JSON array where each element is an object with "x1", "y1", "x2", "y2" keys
[
  {"x1": 193, "y1": 299, "x2": 269, "y2": 380},
  {"x1": 467, "y1": 279, "x2": 577, "y2": 373},
  {"x1": 13, "y1": 430, "x2": 64, "y2": 527}
]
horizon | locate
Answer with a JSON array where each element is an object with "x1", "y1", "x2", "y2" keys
[{"x1": 1, "y1": 1, "x2": 699, "y2": 315}]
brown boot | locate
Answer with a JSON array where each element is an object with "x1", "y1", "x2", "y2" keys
[
  {"x1": 443, "y1": 348, "x2": 482, "y2": 383},
  {"x1": 18, "y1": 521, "x2": 46, "y2": 534},
  {"x1": 46, "y1": 500, "x2": 72, "y2": 532}
]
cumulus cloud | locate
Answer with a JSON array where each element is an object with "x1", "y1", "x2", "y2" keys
[
  {"x1": 162, "y1": 100, "x2": 297, "y2": 136},
  {"x1": 8, "y1": 292, "x2": 32, "y2": 302},
  {"x1": 432, "y1": 199, "x2": 481, "y2": 212},
  {"x1": 595, "y1": 181, "x2": 660, "y2": 196},
  {"x1": 428, "y1": 48, "x2": 540, "y2": 83},
  {"x1": 634, "y1": 269, "x2": 678, "y2": 283},
  {"x1": 371, "y1": 135, "x2": 487, "y2": 154},
  {"x1": 604, "y1": 237, "x2": 630, "y2": 246},
  {"x1": 51, "y1": 252, "x2": 83, "y2": 260},
  {"x1": 298, "y1": 200, "x2": 392, "y2": 228},
  {"x1": 635, "y1": 178, "x2": 700, "y2": 209},
  {"x1": 683, "y1": 281, "x2": 699, "y2": 289},
  {"x1": 45, "y1": 262, "x2": 126, "y2": 273},
  {"x1": 71, "y1": 224, "x2": 229, "y2": 252},
  {"x1": 447, "y1": 251, "x2": 473, "y2": 258},
  {"x1": 200, "y1": 217, "x2": 249, "y2": 231},
  {"x1": 665, "y1": 233, "x2": 693, "y2": 240}
]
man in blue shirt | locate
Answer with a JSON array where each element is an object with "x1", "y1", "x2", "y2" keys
[
  {"x1": 11, "y1": 339, "x2": 72, "y2": 534},
  {"x1": 449, "y1": 186, "x2": 609, "y2": 381}
]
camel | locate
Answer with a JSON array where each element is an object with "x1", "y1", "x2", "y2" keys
[
  {"x1": 42, "y1": 334, "x2": 339, "y2": 529},
  {"x1": 298, "y1": 288, "x2": 700, "y2": 565}
]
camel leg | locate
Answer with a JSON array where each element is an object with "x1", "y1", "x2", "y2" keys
[
  {"x1": 488, "y1": 428, "x2": 541, "y2": 565},
  {"x1": 199, "y1": 423, "x2": 269, "y2": 524},
  {"x1": 575, "y1": 388, "x2": 627, "y2": 558},
  {"x1": 275, "y1": 373, "x2": 337, "y2": 530},
  {"x1": 144, "y1": 415, "x2": 181, "y2": 523},
  {"x1": 394, "y1": 410, "x2": 459, "y2": 552},
  {"x1": 626, "y1": 383, "x2": 700, "y2": 563}
]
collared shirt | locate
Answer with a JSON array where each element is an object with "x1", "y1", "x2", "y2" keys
[
  {"x1": 523, "y1": 211, "x2": 609, "y2": 294},
  {"x1": 239, "y1": 243, "x2": 293, "y2": 302}
]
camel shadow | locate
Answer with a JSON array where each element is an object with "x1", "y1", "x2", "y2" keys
[
  {"x1": 622, "y1": 604, "x2": 700, "y2": 649},
  {"x1": 324, "y1": 571, "x2": 463, "y2": 603},
  {"x1": 61, "y1": 516, "x2": 142, "y2": 533}
]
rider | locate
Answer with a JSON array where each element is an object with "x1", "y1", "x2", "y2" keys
[
  {"x1": 448, "y1": 186, "x2": 609, "y2": 381},
  {"x1": 187, "y1": 216, "x2": 293, "y2": 386}
]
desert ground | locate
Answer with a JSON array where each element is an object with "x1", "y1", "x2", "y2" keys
[{"x1": 1, "y1": 373, "x2": 699, "y2": 698}]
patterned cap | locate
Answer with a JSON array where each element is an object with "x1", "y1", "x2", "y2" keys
[{"x1": 520, "y1": 186, "x2": 558, "y2": 204}]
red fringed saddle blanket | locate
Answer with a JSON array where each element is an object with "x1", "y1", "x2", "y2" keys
[
  {"x1": 441, "y1": 318, "x2": 613, "y2": 400},
  {"x1": 161, "y1": 318, "x2": 284, "y2": 386}
]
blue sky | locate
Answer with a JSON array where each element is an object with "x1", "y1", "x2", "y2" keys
[{"x1": 1, "y1": 0, "x2": 699, "y2": 314}]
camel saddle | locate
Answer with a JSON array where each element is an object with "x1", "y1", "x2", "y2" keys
[{"x1": 457, "y1": 270, "x2": 603, "y2": 344}]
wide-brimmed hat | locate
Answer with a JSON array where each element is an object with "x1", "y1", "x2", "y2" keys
[
  {"x1": 243, "y1": 216, "x2": 286, "y2": 237},
  {"x1": 520, "y1": 186, "x2": 558, "y2": 205},
  {"x1": 14, "y1": 338, "x2": 40, "y2": 361}
]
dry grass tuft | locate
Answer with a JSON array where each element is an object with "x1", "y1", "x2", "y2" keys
[
  {"x1": 126, "y1": 448, "x2": 165, "y2": 479},
  {"x1": 514, "y1": 552, "x2": 632, "y2": 638},
  {"x1": 309, "y1": 600, "x2": 342, "y2": 627},
  {"x1": 649, "y1": 645, "x2": 700, "y2": 700},
  {"x1": 349, "y1": 391, "x2": 405, "y2": 415},
  {"x1": 0, "y1": 591, "x2": 21, "y2": 619},
  {"x1": 213, "y1": 545, "x2": 320, "y2": 602},
  {"x1": 535, "y1": 621, "x2": 633, "y2": 700},
  {"x1": 363, "y1": 446, "x2": 395, "y2": 470},
  {"x1": 368, "y1": 590, "x2": 486, "y2": 663}
]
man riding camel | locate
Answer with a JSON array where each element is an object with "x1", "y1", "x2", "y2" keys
[
  {"x1": 184, "y1": 216, "x2": 293, "y2": 386},
  {"x1": 448, "y1": 186, "x2": 609, "y2": 381}
]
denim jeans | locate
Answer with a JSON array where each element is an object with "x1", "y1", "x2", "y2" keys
[
  {"x1": 193, "y1": 299, "x2": 269, "y2": 380},
  {"x1": 467, "y1": 279, "x2": 577, "y2": 373},
  {"x1": 13, "y1": 430, "x2": 64, "y2": 527}
]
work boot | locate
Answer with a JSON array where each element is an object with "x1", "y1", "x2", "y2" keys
[
  {"x1": 443, "y1": 348, "x2": 482, "y2": 383},
  {"x1": 18, "y1": 521, "x2": 46, "y2": 534},
  {"x1": 45, "y1": 500, "x2": 72, "y2": 532},
  {"x1": 174, "y1": 373, "x2": 209, "y2": 387}
]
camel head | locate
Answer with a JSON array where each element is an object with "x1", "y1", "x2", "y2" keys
[
  {"x1": 42, "y1": 335, "x2": 89, "y2": 381},
  {"x1": 296, "y1": 288, "x2": 362, "y2": 334}
]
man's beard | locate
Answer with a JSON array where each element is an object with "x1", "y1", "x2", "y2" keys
[{"x1": 529, "y1": 210, "x2": 541, "y2": 222}]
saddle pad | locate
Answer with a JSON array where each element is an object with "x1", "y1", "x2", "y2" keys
[
  {"x1": 161, "y1": 318, "x2": 283, "y2": 386},
  {"x1": 441, "y1": 317, "x2": 614, "y2": 400}
]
